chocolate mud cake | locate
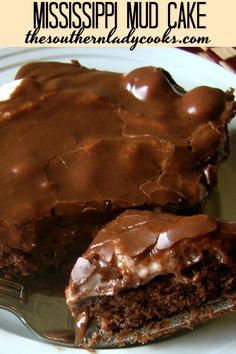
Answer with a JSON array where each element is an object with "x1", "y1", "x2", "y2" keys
[
  {"x1": 0, "y1": 61, "x2": 235, "y2": 277},
  {"x1": 66, "y1": 210, "x2": 236, "y2": 347}
]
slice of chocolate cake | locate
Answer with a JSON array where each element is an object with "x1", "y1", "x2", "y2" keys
[
  {"x1": 66, "y1": 210, "x2": 236, "y2": 347},
  {"x1": 0, "y1": 61, "x2": 235, "y2": 276}
]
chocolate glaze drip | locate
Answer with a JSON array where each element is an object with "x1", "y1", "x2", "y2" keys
[
  {"x1": 65, "y1": 210, "x2": 236, "y2": 340},
  {"x1": 0, "y1": 61, "x2": 235, "y2": 252}
]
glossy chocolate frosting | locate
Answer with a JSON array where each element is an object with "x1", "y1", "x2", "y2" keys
[
  {"x1": 66, "y1": 210, "x2": 236, "y2": 311},
  {"x1": 0, "y1": 61, "x2": 235, "y2": 252}
]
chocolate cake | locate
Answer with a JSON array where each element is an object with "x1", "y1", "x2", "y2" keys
[
  {"x1": 66, "y1": 210, "x2": 236, "y2": 347},
  {"x1": 0, "y1": 61, "x2": 235, "y2": 277}
]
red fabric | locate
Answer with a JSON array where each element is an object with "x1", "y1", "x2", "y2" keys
[{"x1": 181, "y1": 48, "x2": 236, "y2": 73}]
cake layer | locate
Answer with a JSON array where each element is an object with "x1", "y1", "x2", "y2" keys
[
  {"x1": 0, "y1": 210, "x2": 115, "y2": 275},
  {"x1": 0, "y1": 61, "x2": 235, "y2": 254},
  {"x1": 71, "y1": 262, "x2": 236, "y2": 347},
  {"x1": 65, "y1": 210, "x2": 236, "y2": 346}
]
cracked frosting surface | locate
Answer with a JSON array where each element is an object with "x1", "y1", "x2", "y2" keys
[{"x1": 0, "y1": 61, "x2": 235, "y2": 251}]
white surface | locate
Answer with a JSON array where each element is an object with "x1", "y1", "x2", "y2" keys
[
  {"x1": 0, "y1": 47, "x2": 236, "y2": 354},
  {"x1": 0, "y1": 79, "x2": 23, "y2": 101}
]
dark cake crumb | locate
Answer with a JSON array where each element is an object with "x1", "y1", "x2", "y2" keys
[{"x1": 66, "y1": 211, "x2": 236, "y2": 347}]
